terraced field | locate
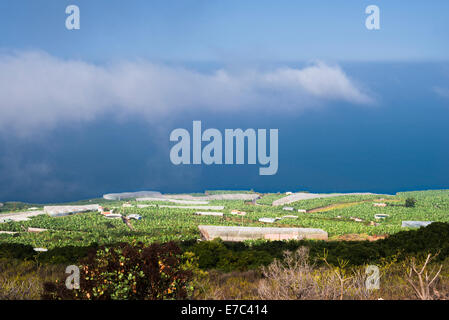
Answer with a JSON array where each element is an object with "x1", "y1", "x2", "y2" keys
[{"x1": 1, "y1": 190, "x2": 449, "y2": 249}]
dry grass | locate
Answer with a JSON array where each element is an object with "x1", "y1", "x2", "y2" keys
[
  {"x1": 194, "y1": 248, "x2": 449, "y2": 300},
  {"x1": 0, "y1": 259, "x2": 64, "y2": 300},
  {"x1": 257, "y1": 247, "x2": 373, "y2": 300},
  {"x1": 193, "y1": 270, "x2": 261, "y2": 300}
]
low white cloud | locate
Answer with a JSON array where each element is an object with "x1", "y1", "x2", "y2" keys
[{"x1": 0, "y1": 51, "x2": 373, "y2": 135}]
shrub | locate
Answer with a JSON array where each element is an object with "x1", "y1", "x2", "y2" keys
[
  {"x1": 190, "y1": 239, "x2": 229, "y2": 270},
  {"x1": 190, "y1": 239, "x2": 272, "y2": 272},
  {"x1": 257, "y1": 247, "x2": 372, "y2": 300},
  {"x1": 405, "y1": 197, "x2": 417, "y2": 207},
  {"x1": 42, "y1": 241, "x2": 194, "y2": 300},
  {"x1": 0, "y1": 243, "x2": 35, "y2": 260},
  {"x1": 38, "y1": 245, "x2": 97, "y2": 265},
  {"x1": 256, "y1": 248, "x2": 449, "y2": 300}
]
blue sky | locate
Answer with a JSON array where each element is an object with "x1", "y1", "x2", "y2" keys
[
  {"x1": 1, "y1": 0, "x2": 448, "y2": 62},
  {"x1": 0, "y1": 1, "x2": 449, "y2": 202}
]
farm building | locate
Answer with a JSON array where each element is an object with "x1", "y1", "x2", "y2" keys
[
  {"x1": 198, "y1": 225, "x2": 328, "y2": 241},
  {"x1": 103, "y1": 191, "x2": 161, "y2": 200},
  {"x1": 272, "y1": 192, "x2": 377, "y2": 206},
  {"x1": 44, "y1": 204, "x2": 99, "y2": 217},
  {"x1": 402, "y1": 221, "x2": 433, "y2": 228}
]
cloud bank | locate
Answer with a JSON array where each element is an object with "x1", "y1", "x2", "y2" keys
[{"x1": 0, "y1": 51, "x2": 372, "y2": 135}]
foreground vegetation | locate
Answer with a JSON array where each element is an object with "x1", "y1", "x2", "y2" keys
[
  {"x1": 2, "y1": 225, "x2": 449, "y2": 300},
  {"x1": 1, "y1": 189, "x2": 449, "y2": 300}
]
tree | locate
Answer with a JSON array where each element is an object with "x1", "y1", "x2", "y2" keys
[{"x1": 405, "y1": 198, "x2": 417, "y2": 208}]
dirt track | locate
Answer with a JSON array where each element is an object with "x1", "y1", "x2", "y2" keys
[{"x1": 0, "y1": 210, "x2": 45, "y2": 222}]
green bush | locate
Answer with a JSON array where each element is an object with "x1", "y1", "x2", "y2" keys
[
  {"x1": 0, "y1": 243, "x2": 35, "y2": 260},
  {"x1": 42, "y1": 241, "x2": 194, "y2": 300},
  {"x1": 0, "y1": 243, "x2": 97, "y2": 264},
  {"x1": 405, "y1": 197, "x2": 417, "y2": 207},
  {"x1": 38, "y1": 245, "x2": 97, "y2": 265},
  {"x1": 189, "y1": 238, "x2": 272, "y2": 272}
]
